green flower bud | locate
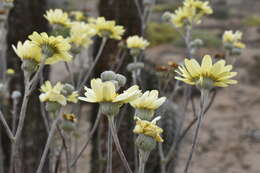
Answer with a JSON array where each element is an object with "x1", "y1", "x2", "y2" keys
[
  {"x1": 62, "y1": 83, "x2": 75, "y2": 96},
  {"x1": 127, "y1": 62, "x2": 144, "y2": 72},
  {"x1": 136, "y1": 134, "x2": 156, "y2": 152},
  {"x1": 162, "y1": 11, "x2": 172, "y2": 22},
  {"x1": 115, "y1": 74, "x2": 127, "y2": 87},
  {"x1": 135, "y1": 108, "x2": 154, "y2": 121},
  {"x1": 100, "y1": 102, "x2": 121, "y2": 117},
  {"x1": 101, "y1": 71, "x2": 116, "y2": 81},
  {"x1": 45, "y1": 101, "x2": 61, "y2": 112}
]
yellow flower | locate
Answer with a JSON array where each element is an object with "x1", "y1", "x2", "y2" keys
[
  {"x1": 67, "y1": 91, "x2": 79, "y2": 103},
  {"x1": 222, "y1": 30, "x2": 245, "y2": 49},
  {"x1": 133, "y1": 117, "x2": 164, "y2": 142},
  {"x1": 44, "y1": 9, "x2": 71, "y2": 27},
  {"x1": 170, "y1": 7, "x2": 195, "y2": 28},
  {"x1": 6, "y1": 68, "x2": 15, "y2": 75},
  {"x1": 175, "y1": 55, "x2": 237, "y2": 88},
  {"x1": 70, "y1": 11, "x2": 85, "y2": 21},
  {"x1": 63, "y1": 113, "x2": 77, "y2": 122},
  {"x1": 184, "y1": 0, "x2": 213, "y2": 15},
  {"x1": 79, "y1": 78, "x2": 141, "y2": 103},
  {"x1": 12, "y1": 40, "x2": 42, "y2": 63},
  {"x1": 69, "y1": 22, "x2": 96, "y2": 48},
  {"x1": 91, "y1": 17, "x2": 125, "y2": 40},
  {"x1": 39, "y1": 81, "x2": 67, "y2": 106},
  {"x1": 126, "y1": 35, "x2": 150, "y2": 50},
  {"x1": 29, "y1": 32, "x2": 72, "y2": 64},
  {"x1": 130, "y1": 90, "x2": 166, "y2": 110}
]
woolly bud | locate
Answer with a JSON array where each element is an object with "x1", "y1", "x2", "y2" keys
[
  {"x1": 11, "y1": 91, "x2": 22, "y2": 99},
  {"x1": 62, "y1": 84, "x2": 75, "y2": 96},
  {"x1": 115, "y1": 74, "x2": 127, "y2": 87},
  {"x1": 21, "y1": 59, "x2": 38, "y2": 74},
  {"x1": 136, "y1": 134, "x2": 156, "y2": 152},
  {"x1": 101, "y1": 71, "x2": 116, "y2": 81},
  {"x1": 162, "y1": 12, "x2": 172, "y2": 22}
]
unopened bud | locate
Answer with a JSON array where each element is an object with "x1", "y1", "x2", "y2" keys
[
  {"x1": 162, "y1": 12, "x2": 172, "y2": 22},
  {"x1": 62, "y1": 84, "x2": 75, "y2": 96},
  {"x1": 101, "y1": 71, "x2": 116, "y2": 81},
  {"x1": 115, "y1": 74, "x2": 127, "y2": 87},
  {"x1": 11, "y1": 91, "x2": 21, "y2": 99},
  {"x1": 127, "y1": 62, "x2": 144, "y2": 72},
  {"x1": 136, "y1": 134, "x2": 156, "y2": 152},
  {"x1": 21, "y1": 59, "x2": 38, "y2": 74}
]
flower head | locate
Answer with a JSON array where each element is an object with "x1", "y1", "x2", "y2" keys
[
  {"x1": 130, "y1": 90, "x2": 166, "y2": 110},
  {"x1": 39, "y1": 81, "x2": 67, "y2": 106},
  {"x1": 91, "y1": 17, "x2": 125, "y2": 40},
  {"x1": 67, "y1": 91, "x2": 79, "y2": 103},
  {"x1": 133, "y1": 117, "x2": 164, "y2": 142},
  {"x1": 44, "y1": 9, "x2": 71, "y2": 27},
  {"x1": 175, "y1": 55, "x2": 237, "y2": 88},
  {"x1": 29, "y1": 32, "x2": 72, "y2": 64},
  {"x1": 184, "y1": 0, "x2": 213, "y2": 15},
  {"x1": 63, "y1": 113, "x2": 77, "y2": 122},
  {"x1": 6, "y1": 68, "x2": 15, "y2": 75},
  {"x1": 69, "y1": 22, "x2": 96, "y2": 48},
  {"x1": 170, "y1": 7, "x2": 194, "y2": 28},
  {"x1": 222, "y1": 30, "x2": 245, "y2": 49},
  {"x1": 126, "y1": 35, "x2": 150, "y2": 50},
  {"x1": 79, "y1": 78, "x2": 141, "y2": 103},
  {"x1": 12, "y1": 40, "x2": 42, "y2": 63}
]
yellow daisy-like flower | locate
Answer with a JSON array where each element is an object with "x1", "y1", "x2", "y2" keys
[
  {"x1": 175, "y1": 55, "x2": 237, "y2": 88},
  {"x1": 184, "y1": 0, "x2": 213, "y2": 15},
  {"x1": 39, "y1": 81, "x2": 67, "y2": 106},
  {"x1": 6, "y1": 68, "x2": 15, "y2": 75},
  {"x1": 79, "y1": 78, "x2": 141, "y2": 103},
  {"x1": 69, "y1": 22, "x2": 96, "y2": 48},
  {"x1": 70, "y1": 11, "x2": 85, "y2": 21},
  {"x1": 67, "y1": 91, "x2": 79, "y2": 103},
  {"x1": 12, "y1": 40, "x2": 42, "y2": 63},
  {"x1": 44, "y1": 9, "x2": 71, "y2": 27},
  {"x1": 91, "y1": 17, "x2": 125, "y2": 40},
  {"x1": 130, "y1": 90, "x2": 166, "y2": 110},
  {"x1": 126, "y1": 35, "x2": 150, "y2": 50},
  {"x1": 29, "y1": 32, "x2": 72, "y2": 64},
  {"x1": 170, "y1": 7, "x2": 195, "y2": 28},
  {"x1": 133, "y1": 117, "x2": 164, "y2": 142},
  {"x1": 222, "y1": 30, "x2": 245, "y2": 49}
]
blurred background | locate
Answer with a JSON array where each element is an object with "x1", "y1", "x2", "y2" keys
[{"x1": 1, "y1": 0, "x2": 260, "y2": 173}]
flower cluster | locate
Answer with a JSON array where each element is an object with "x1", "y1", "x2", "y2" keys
[
  {"x1": 44, "y1": 9, "x2": 71, "y2": 27},
  {"x1": 40, "y1": 81, "x2": 78, "y2": 111},
  {"x1": 166, "y1": 0, "x2": 213, "y2": 28},
  {"x1": 175, "y1": 55, "x2": 237, "y2": 89}
]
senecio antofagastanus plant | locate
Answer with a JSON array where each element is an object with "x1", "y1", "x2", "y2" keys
[{"x1": 0, "y1": 1, "x2": 244, "y2": 173}]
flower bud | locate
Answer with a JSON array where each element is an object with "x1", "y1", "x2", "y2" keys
[
  {"x1": 223, "y1": 42, "x2": 233, "y2": 50},
  {"x1": 115, "y1": 74, "x2": 127, "y2": 87},
  {"x1": 127, "y1": 62, "x2": 144, "y2": 72},
  {"x1": 162, "y1": 12, "x2": 172, "y2": 22},
  {"x1": 101, "y1": 71, "x2": 116, "y2": 81},
  {"x1": 62, "y1": 84, "x2": 75, "y2": 96},
  {"x1": 190, "y1": 39, "x2": 203, "y2": 48},
  {"x1": 136, "y1": 134, "x2": 156, "y2": 152},
  {"x1": 45, "y1": 101, "x2": 61, "y2": 112},
  {"x1": 135, "y1": 108, "x2": 154, "y2": 121},
  {"x1": 11, "y1": 91, "x2": 22, "y2": 99},
  {"x1": 100, "y1": 102, "x2": 121, "y2": 117}
]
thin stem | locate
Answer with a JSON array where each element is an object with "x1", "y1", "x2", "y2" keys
[
  {"x1": 78, "y1": 37, "x2": 107, "y2": 90},
  {"x1": 0, "y1": 110, "x2": 15, "y2": 141},
  {"x1": 183, "y1": 89, "x2": 208, "y2": 173},
  {"x1": 138, "y1": 150, "x2": 150, "y2": 173},
  {"x1": 106, "y1": 125, "x2": 113, "y2": 173},
  {"x1": 36, "y1": 114, "x2": 62, "y2": 173},
  {"x1": 108, "y1": 116, "x2": 133, "y2": 173},
  {"x1": 64, "y1": 62, "x2": 75, "y2": 86},
  {"x1": 70, "y1": 110, "x2": 102, "y2": 167}
]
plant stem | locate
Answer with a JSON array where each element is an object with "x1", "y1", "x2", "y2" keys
[
  {"x1": 138, "y1": 150, "x2": 150, "y2": 173},
  {"x1": 183, "y1": 89, "x2": 209, "y2": 173},
  {"x1": 108, "y1": 116, "x2": 133, "y2": 173},
  {"x1": 36, "y1": 114, "x2": 62, "y2": 173},
  {"x1": 70, "y1": 110, "x2": 102, "y2": 167},
  {"x1": 106, "y1": 125, "x2": 113, "y2": 173}
]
